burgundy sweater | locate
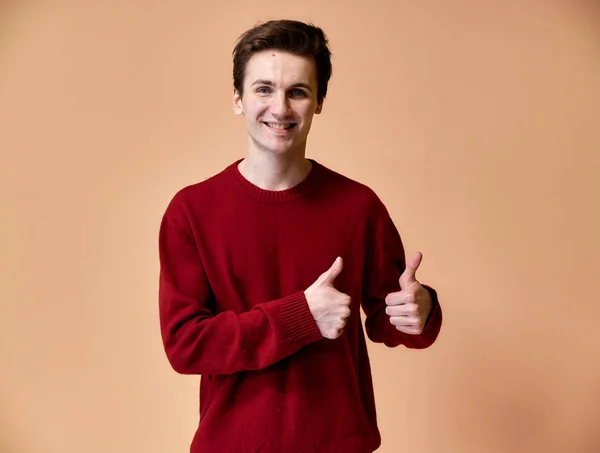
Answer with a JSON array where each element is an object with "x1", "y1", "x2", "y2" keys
[{"x1": 158, "y1": 159, "x2": 442, "y2": 453}]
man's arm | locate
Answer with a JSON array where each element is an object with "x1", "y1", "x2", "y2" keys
[
  {"x1": 361, "y1": 202, "x2": 442, "y2": 349},
  {"x1": 159, "y1": 212, "x2": 323, "y2": 376}
]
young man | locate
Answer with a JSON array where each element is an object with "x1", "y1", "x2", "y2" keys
[{"x1": 159, "y1": 19, "x2": 442, "y2": 453}]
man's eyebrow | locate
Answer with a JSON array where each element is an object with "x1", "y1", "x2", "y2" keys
[
  {"x1": 250, "y1": 80, "x2": 314, "y2": 92},
  {"x1": 292, "y1": 83, "x2": 314, "y2": 92}
]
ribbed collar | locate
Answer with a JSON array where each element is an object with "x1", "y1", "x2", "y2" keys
[{"x1": 225, "y1": 158, "x2": 322, "y2": 204}]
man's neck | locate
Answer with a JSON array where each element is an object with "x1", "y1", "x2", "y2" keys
[{"x1": 238, "y1": 151, "x2": 313, "y2": 191}]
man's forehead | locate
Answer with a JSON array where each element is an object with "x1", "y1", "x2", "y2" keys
[{"x1": 245, "y1": 51, "x2": 317, "y2": 84}]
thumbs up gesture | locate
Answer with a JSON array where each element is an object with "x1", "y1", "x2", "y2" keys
[
  {"x1": 385, "y1": 252, "x2": 432, "y2": 335},
  {"x1": 305, "y1": 257, "x2": 352, "y2": 339}
]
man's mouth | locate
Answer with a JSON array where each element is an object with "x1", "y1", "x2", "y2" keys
[{"x1": 263, "y1": 122, "x2": 297, "y2": 130}]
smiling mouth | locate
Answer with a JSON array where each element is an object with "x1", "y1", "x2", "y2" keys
[{"x1": 263, "y1": 122, "x2": 297, "y2": 130}]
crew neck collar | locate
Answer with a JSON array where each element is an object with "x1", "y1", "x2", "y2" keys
[{"x1": 225, "y1": 158, "x2": 322, "y2": 204}]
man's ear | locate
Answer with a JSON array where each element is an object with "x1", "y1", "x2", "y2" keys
[
  {"x1": 233, "y1": 89, "x2": 244, "y2": 116},
  {"x1": 315, "y1": 101, "x2": 323, "y2": 115}
]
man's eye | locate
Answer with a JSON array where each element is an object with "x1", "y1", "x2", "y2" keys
[
  {"x1": 290, "y1": 89, "x2": 307, "y2": 97},
  {"x1": 257, "y1": 87, "x2": 271, "y2": 94}
]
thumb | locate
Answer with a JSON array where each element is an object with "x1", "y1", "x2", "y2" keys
[
  {"x1": 399, "y1": 251, "x2": 422, "y2": 289},
  {"x1": 321, "y1": 256, "x2": 343, "y2": 285}
]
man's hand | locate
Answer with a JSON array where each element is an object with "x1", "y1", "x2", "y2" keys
[
  {"x1": 385, "y1": 251, "x2": 432, "y2": 335},
  {"x1": 305, "y1": 257, "x2": 351, "y2": 339}
]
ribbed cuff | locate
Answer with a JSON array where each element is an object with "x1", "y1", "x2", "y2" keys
[
  {"x1": 421, "y1": 300, "x2": 441, "y2": 340},
  {"x1": 421, "y1": 285, "x2": 442, "y2": 338},
  {"x1": 279, "y1": 291, "x2": 323, "y2": 347}
]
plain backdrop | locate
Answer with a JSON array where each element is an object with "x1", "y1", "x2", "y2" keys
[{"x1": 1, "y1": 1, "x2": 599, "y2": 452}]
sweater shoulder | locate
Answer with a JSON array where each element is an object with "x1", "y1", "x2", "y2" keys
[
  {"x1": 318, "y1": 164, "x2": 389, "y2": 217},
  {"x1": 162, "y1": 164, "x2": 233, "y2": 222}
]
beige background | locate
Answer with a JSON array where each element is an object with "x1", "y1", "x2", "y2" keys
[{"x1": 1, "y1": 1, "x2": 599, "y2": 452}]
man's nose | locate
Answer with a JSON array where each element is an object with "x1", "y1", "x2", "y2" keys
[{"x1": 271, "y1": 93, "x2": 292, "y2": 116}]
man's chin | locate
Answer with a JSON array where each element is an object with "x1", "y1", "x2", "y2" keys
[{"x1": 253, "y1": 143, "x2": 303, "y2": 156}]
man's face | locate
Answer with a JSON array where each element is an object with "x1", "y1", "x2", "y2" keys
[{"x1": 233, "y1": 50, "x2": 323, "y2": 156}]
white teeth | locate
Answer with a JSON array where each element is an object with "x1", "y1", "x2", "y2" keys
[{"x1": 266, "y1": 123, "x2": 293, "y2": 130}]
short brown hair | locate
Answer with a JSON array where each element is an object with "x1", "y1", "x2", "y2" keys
[{"x1": 232, "y1": 20, "x2": 333, "y2": 105}]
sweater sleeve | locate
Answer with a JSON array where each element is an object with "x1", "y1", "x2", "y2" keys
[
  {"x1": 158, "y1": 211, "x2": 323, "y2": 376},
  {"x1": 361, "y1": 203, "x2": 442, "y2": 349}
]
